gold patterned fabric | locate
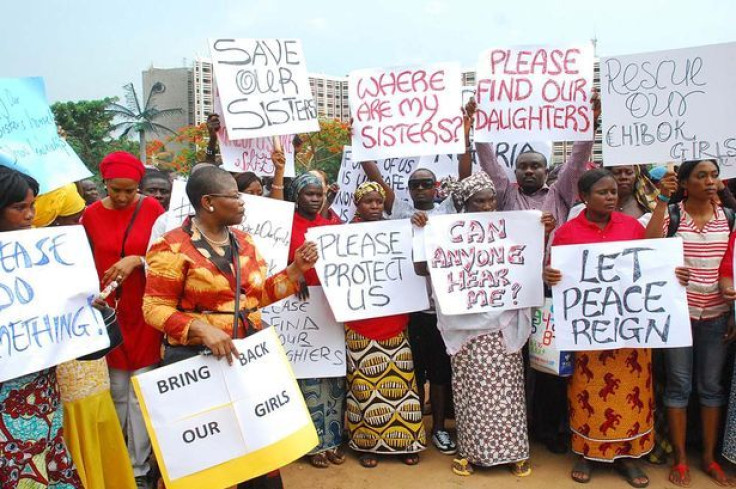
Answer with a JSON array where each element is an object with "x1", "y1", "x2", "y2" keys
[
  {"x1": 345, "y1": 328, "x2": 426, "y2": 454},
  {"x1": 56, "y1": 360, "x2": 110, "y2": 404}
]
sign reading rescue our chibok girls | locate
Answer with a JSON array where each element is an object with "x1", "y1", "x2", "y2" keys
[
  {"x1": 0, "y1": 77, "x2": 92, "y2": 194},
  {"x1": 423, "y1": 210, "x2": 546, "y2": 315},
  {"x1": 209, "y1": 39, "x2": 319, "y2": 139},
  {"x1": 601, "y1": 42, "x2": 736, "y2": 177},
  {"x1": 348, "y1": 62, "x2": 464, "y2": 161},
  {"x1": 0, "y1": 226, "x2": 109, "y2": 382},
  {"x1": 551, "y1": 238, "x2": 692, "y2": 351},
  {"x1": 261, "y1": 287, "x2": 346, "y2": 379},
  {"x1": 473, "y1": 45, "x2": 595, "y2": 144},
  {"x1": 306, "y1": 219, "x2": 430, "y2": 322},
  {"x1": 132, "y1": 327, "x2": 317, "y2": 489}
]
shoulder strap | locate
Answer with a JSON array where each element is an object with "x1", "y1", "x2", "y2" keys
[
  {"x1": 724, "y1": 206, "x2": 736, "y2": 232},
  {"x1": 120, "y1": 196, "x2": 145, "y2": 258},
  {"x1": 666, "y1": 203, "x2": 680, "y2": 238}
]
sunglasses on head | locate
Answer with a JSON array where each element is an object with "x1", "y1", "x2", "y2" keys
[{"x1": 408, "y1": 178, "x2": 435, "y2": 190}]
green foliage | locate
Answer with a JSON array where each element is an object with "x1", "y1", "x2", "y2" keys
[{"x1": 51, "y1": 97, "x2": 139, "y2": 174}]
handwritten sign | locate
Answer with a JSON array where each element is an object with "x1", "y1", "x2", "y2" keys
[
  {"x1": 601, "y1": 42, "x2": 736, "y2": 176},
  {"x1": 551, "y1": 238, "x2": 692, "y2": 351},
  {"x1": 424, "y1": 211, "x2": 545, "y2": 315},
  {"x1": 132, "y1": 327, "x2": 317, "y2": 488},
  {"x1": 209, "y1": 39, "x2": 319, "y2": 139},
  {"x1": 474, "y1": 45, "x2": 594, "y2": 143},
  {"x1": 261, "y1": 287, "x2": 345, "y2": 379},
  {"x1": 306, "y1": 220, "x2": 429, "y2": 322},
  {"x1": 0, "y1": 226, "x2": 108, "y2": 382},
  {"x1": 214, "y1": 90, "x2": 296, "y2": 176},
  {"x1": 234, "y1": 194, "x2": 294, "y2": 276},
  {"x1": 349, "y1": 63, "x2": 464, "y2": 161},
  {"x1": 0, "y1": 77, "x2": 92, "y2": 194},
  {"x1": 165, "y1": 178, "x2": 192, "y2": 232}
]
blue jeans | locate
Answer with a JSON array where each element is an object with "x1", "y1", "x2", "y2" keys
[{"x1": 663, "y1": 314, "x2": 729, "y2": 408}]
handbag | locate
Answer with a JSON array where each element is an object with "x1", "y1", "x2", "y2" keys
[
  {"x1": 161, "y1": 230, "x2": 253, "y2": 366},
  {"x1": 529, "y1": 298, "x2": 574, "y2": 377},
  {"x1": 79, "y1": 197, "x2": 145, "y2": 361}
]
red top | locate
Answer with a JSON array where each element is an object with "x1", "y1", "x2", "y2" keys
[
  {"x1": 552, "y1": 210, "x2": 645, "y2": 247},
  {"x1": 289, "y1": 211, "x2": 334, "y2": 286},
  {"x1": 82, "y1": 196, "x2": 164, "y2": 370},
  {"x1": 719, "y1": 230, "x2": 736, "y2": 280}
]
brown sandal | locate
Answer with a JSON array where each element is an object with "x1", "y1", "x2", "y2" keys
[
  {"x1": 359, "y1": 454, "x2": 378, "y2": 468},
  {"x1": 309, "y1": 452, "x2": 329, "y2": 468},
  {"x1": 325, "y1": 447, "x2": 346, "y2": 465},
  {"x1": 403, "y1": 453, "x2": 420, "y2": 465}
]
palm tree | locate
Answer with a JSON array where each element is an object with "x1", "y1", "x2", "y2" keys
[{"x1": 107, "y1": 82, "x2": 183, "y2": 163}]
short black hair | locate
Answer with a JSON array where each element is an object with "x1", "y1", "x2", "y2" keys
[
  {"x1": 670, "y1": 158, "x2": 720, "y2": 203},
  {"x1": 186, "y1": 166, "x2": 236, "y2": 211},
  {"x1": 516, "y1": 150, "x2": 548, "y2": 167},
  {"x1": 409, "y1": 168, "x2": 437, "y2": 181},
  {"x1": 235, "y1": 172, "x2": 262, "y2": 192},
  {"x1": 577, "y1": 168, "x2": 615, "y2": 196},
  {"x1": 0, "y1": 165, "x2": 40, "y2": 210},
  {"x1": 140, "y1": 169, "x2": 172, "y2": 189}
]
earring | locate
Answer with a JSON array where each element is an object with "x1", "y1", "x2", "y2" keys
[{"x1": 209, "y1": 206, "x2": 215, "y2": 212}]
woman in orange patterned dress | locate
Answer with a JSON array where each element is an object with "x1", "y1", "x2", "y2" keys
[{"x1": 143, "y1": 166, "x2": 318, "y2": 489}]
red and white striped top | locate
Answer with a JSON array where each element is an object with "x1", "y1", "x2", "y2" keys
[{"x1": 663, "y1": 202, "x2": 730, "y2": 320}]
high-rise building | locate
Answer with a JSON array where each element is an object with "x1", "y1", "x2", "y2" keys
[
  {"x1": 141, "y1": 67, "x2": 194, "y2": 154},
  {"x1": 309, "y1": 74, "x2": 350, "y2": 121},
  {"x1": 192, "y1": 59, "x2": 214, "y2": 125}
]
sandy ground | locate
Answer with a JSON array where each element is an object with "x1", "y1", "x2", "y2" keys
[{"x1": 282, "y1": 430, "x2": 725, "y2": 489}]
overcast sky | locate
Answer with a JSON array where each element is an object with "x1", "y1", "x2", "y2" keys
[{"x1": 3, "y1": 0, "x2": 734, "y2": 102}]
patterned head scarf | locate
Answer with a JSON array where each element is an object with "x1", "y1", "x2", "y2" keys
[
  {"x1": 32, "y1": 183, "x2": 86, "y2": 228},
  {"x1": 289, "y1": 173, "x2": 322, "y2": 201},
  {"x1": 633, "y1": 166, "x2": 659, "y2": 212},
  {"x1": 353, "y1": 182, "x2": 386, "y2": 205},
  {"x1": 453, "y1": 172, "x2": 496, "y2": 212}
]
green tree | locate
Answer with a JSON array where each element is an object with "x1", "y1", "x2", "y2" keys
[
  {"x1": 106, "y1": 83, "x2": 183, "y2": 164},
  {"x1": 52, "y1": 98, "x2": 140, "y2": 173},
  {"x1": 296, "y1": 118, "x2": 350, "y2": 181}
]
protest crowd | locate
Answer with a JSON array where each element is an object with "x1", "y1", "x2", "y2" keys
[{"x1": 3, "y1": 40, "x2": 736, "y2": 489}]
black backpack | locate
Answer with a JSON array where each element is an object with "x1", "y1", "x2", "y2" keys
[{"x1": 666, "y1": 203, "x2": 736, "y2": 237}]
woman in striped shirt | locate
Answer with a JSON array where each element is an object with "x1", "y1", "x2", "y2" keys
[{"x1": 645, "y1": 159, "x2": 733, "y2": 487}]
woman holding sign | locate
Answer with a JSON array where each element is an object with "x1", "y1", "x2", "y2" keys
[
  {"x1": 0, "y1": 166, "x2": 83, "y2": 489},
  {"x1": 646, "y1": 159, "x2": 734, "y2": 487},
  {"x1": 343, "y1": 182, "x2": 427, "y2": 468},
  {"x1": 143, "y1": 166, "x2": 318, "y2": 489},
  {"x1": 287, "y1": 172, "x2": 347, "y2": 469},
  {"x1": 546, "y1": 169, "x2": 690, "y2": 488}
]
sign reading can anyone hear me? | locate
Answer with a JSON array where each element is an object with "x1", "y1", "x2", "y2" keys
[{"x1": 133, "y1": 327, "x2": 317, "y2": 488}]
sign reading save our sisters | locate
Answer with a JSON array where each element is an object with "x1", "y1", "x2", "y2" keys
[
  {"x1": 261, "y1": 287, "x2": 346, "y2": 379},
  {"x1": 306, "y1": 220, "x2": 430, "y2": 322},
  {"x1": 474, "y1": 45, "x2": 595, "y2": 144},
  {"x1": 133, "y1": 327, "x2": 317, "y2": 489},
  {"x1": 423, "y1": 211, "x2": 545, "y2": 315},
  {"x1": 0, "y1": 77, "x2": 92, "y2": 194},
  {"x1": 0, "y1": 226, "x2": 108, "y2": 382},
  {"x1": 209, "y1": 39, "x2": 319, "y2": 140},
  {"x1": 601, "y1": 42, "x2": 736, "y2": 176},
  {"x1": 551, "y1": 238, "x2": 692, "y2": 351},
  {"x1": 349, "y1": 63, "x2": 464, "y2": 161}
]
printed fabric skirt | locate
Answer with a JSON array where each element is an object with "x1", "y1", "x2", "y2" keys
[
  {"x1": 451, "y1": 331, "x2": 529, "y2": 467},
  {"x1": 723, "y1": 360, "x2": 736, "y2": 463},
  {"x1": 297, "y1": 377, "x2": 346, "y2": 455},
  {"x1": 569, "y1": 348, "x2": 654, "y2": 462},
  {"x1": 345, "y1": 328, "x2": 426, "y2": 454},
  {"x1": 56, "y1": 359, "x2": 136, "y2": 489},
  {"x1": 0, "y1": 369, "x2": 82, "y2": 489}
]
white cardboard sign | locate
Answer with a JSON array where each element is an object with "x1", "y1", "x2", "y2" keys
[
  {"x1": 0, "y1": 226, "x2": 108, "y2": 382},
  {"x1": 424, "y1": 210, "x2": 545, "y2": 315},
  {"x1": 306, "y1": 219, "x2": 430, "y2": 322},
  {"x1": 551, "y1": 238, "x2": 692, "y2": 351},
  {"x1": 349, "y1": 62, "x2": 464, "y2": 161},
  {"x1": 261, "y1": 287, "x2": 346, "y2": 379},
  {"x1": 474, "y1": 45, "x2": 595, "y2": 143},
  {"x1": 601, "y1": 42, "x2": 736, "y2": 176},
  {"x1": 234, "y1": 194, "x2": 294, "y2": 277},
  {"x1": 209, "y1": 39, "x2": 319, "y2": 139}
]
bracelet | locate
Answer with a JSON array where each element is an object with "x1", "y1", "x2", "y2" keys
[
  {"x1": 271, "y1": 184, "x2": 284, "y2": 190},
  {"x1": 139, "y1": 256, "x2": 146, "y2": 267},
  {"x1": 657, "y1": 194, "x2": 671, "y2": 203}
]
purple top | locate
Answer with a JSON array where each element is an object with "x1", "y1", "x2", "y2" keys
[{"x1": 476, "y1": 140, "x2": 594, "y2": 228}]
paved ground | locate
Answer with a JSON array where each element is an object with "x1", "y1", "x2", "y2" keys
[{"x1": 282, "y1": 430, "x2": 727, "y2": 489}]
